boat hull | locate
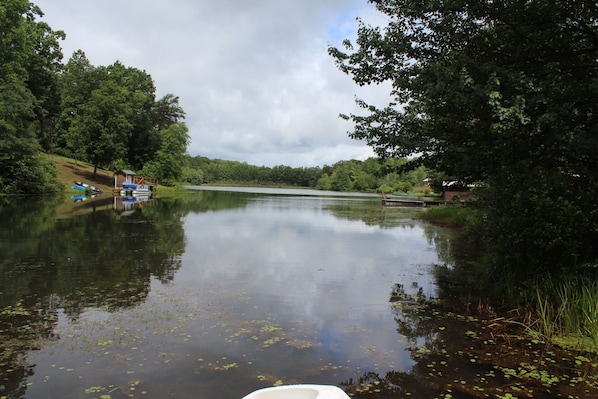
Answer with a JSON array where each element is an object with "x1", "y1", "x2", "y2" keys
[
  {"x1": 120, "y1": 189, "x2": 152, "y2": 196},
  {"x1": 241, "y1": 384, "x2": 350, "y2": 399}
]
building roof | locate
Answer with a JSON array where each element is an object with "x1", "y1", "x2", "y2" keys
[{"x1": 118, "y1": 169, "x2": 136, "y2": 176}]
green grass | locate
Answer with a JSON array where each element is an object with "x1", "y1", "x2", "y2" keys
[
  {"x1": 534, "y1": 276, "x2": 598, "y2": 352},
  {"x1": 48, "y1": 154, "x2": 115, "y2": 193},
  {"x1": 419, "y1": 204, "x2": 471, "y2": 227}
]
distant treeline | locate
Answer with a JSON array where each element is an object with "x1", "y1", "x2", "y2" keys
[
  {"x1": 0, "y1": 1, "x2": 440, "y2": 196},
  {"x1": 183, "y1": 156, "x2": 440, "y2": 194}
]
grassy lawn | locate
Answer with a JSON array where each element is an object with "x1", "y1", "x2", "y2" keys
[{"x1": 48, "y1": 154, "x2": 115, "y2": 193}]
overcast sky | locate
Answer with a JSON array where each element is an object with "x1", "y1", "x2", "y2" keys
[{"x1": 34, "y1": 0, "x2": 391, "y2": 167}]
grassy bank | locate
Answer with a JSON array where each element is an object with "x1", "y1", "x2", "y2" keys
[
  {"x1": 533, "y1": 276, "x2": 598, "y2": 352},
  {"x1": 420, "y1": 204, "x2": 598, "y2": 354},
  {"x1": 49, "y1": 154, "x2": 115, "y2": 194},
  {"x1": 48, "y1": 154, "x2": 185, "y2": 197},
  {"x1": 419, "y1": 204, "x2": 472, "y2": 227}
]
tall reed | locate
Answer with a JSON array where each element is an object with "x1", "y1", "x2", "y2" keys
[{"x1": 535, "y1": 276, "x2": 598, "y2": 350}]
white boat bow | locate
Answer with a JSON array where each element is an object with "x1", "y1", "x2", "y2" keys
[{"x1": 241, "y1": 384, "x2": 350, "y2": 399}]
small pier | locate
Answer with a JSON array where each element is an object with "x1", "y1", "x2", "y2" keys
[{"x1": 381, "y1": 196, "x2": 445, "y2": 207}]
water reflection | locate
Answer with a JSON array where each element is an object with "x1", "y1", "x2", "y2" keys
[{"x1": 0, "y1": 190, "x2": 462, "y2": 399}]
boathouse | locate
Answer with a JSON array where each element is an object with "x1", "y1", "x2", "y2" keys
[
  {"x1": 442, "y1": 181, "x2": 474, "y2": 202},
  {"x1": 113, "y1": 169, "x2": 158, "y2": 193},
  {"x1": 114, "y1": 169, "x2": 137, "y2": 189}
]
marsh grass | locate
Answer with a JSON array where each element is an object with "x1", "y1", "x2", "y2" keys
[
  {"x1": 420, "y1": 205, "x2": 472, "y2": 227},
  {"x1": 534, "y1": 276, "x2": 598, "y2": 351}
]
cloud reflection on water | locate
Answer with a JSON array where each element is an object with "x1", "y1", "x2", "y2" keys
[{"x1": 176, "y1": 195, "x2": 441, "y2": 377}]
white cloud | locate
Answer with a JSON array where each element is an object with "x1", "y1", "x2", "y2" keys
[{"x1": 35, "y1": 0, "x2": 390, "y2": 167}]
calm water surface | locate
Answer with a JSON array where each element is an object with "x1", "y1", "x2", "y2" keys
[{"x1": 0, "y1": 188, "x2": 457, "y2": 398}]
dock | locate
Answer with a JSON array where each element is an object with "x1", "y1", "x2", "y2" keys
[{"x1": 381, "y1": 196, "x2": 446, "y2": 207}]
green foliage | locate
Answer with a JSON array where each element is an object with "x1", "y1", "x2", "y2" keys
[
  {"x1": 181, "y1": 166, "x2": 204, "y2": 185},
  {"x1": 112, "y1": 158, "x2": 131, "y2": 173},
  {"x1": 152, "y1": 94, "x2": 185, "y2": 132},
  {"x1": 0, "y1": 146, "x2": 63, "y2": 195},
  {"x1": 59, "y1": 60, "x2": 160, "y2": 175},
  {"x1": 0, "y1": 0, "x2": 64, "y2": 195},
  {"x1": 534, "y1": 275, "x2": 598, "y2": 350},
  {"x1": 140, "y1": 123, "x2": 190, "y2": 185},
  {"x1": 330, "y1": 161, "x2": 354, "y2": 191},
  {"x1": 23, "y1": 16, "x2": 64, "y2": 151},
  {"x1": 29, "y1": 154, "x2": 64, "y2": 194},
  {"x1": 330, "y1": 0, "x2": 598, "y2": 275},
  {"x1": 55, "y1": 50, "x2": 98, "y2": 154},
  {"x1": 470, "y1": 167, "x2": 596, "y2": 278},
  {"x1": 420, "y1": 205, "x2": 473, "y2": 228},
  {"x1": 139, "y1": 161, "x2": 160, "y2": 180},
  {"x1": 185, "y1": 155, "x2": 433, "y2": 193},
  {"x1": 69, "y1": 79, "x2": 133, "y2": 176},
  {"x1": 106, "y1": 61, "x2": 156, "y2": 170},
  {"x1": 155, "y1": 123, "x2": 190, "y2": 181},
  {"x1": 315, "y1": 173, "x2": 332, "y2": 190}
]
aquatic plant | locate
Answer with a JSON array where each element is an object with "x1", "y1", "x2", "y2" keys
[{"x1": 533, "y1": 276, "x2": 598, "y2": 351}]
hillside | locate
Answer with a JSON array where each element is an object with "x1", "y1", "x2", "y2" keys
[
  {"x1": 49, "y1": 154, "x2": 115, "y2": 193},
  {"x1": 47, "y1": 154, "x2": 118, "y2": 218}
]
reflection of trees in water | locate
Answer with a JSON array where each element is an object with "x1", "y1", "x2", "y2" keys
[
  {"x1": 389, "y1": 283, "x2": 437, "y2": 347},
  {"x1": 0, "y1": 197, "x2": 187, "y2": 390},
  {"x1": 340, "y1": 282, "x2": 487, "y2": 398},
  {"x1": 339, "y1": 221, "x2": 488, "y2": 398},
  {"x1": 341, "y1": 277, "x2": 597, "y2": 398},
  {"x1": 0, "y1": 295, "x2": 60, "y2": 397},
  {"x1": 341, "y1": 223, "x2": 584, "y2": 398},
  {"x1": 421, "y1": 221, "x2": 498, "y2": 304},
  {"x1": 340, "y1": 282, "x2": 444, "y2": 397},
  {"x1": 28, "y1": 210, "x2": 183, "y2": 318},
  {"x1": 327, "y1": 202, "x2": 421, "y2": 228}
]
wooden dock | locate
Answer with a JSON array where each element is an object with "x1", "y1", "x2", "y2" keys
[{"x1": 381, "y1": 196, "x2": 445, "y2": 207}]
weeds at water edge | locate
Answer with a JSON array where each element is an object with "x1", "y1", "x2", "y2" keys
[{"x1": 526, "y1": 277, "x2": 598, "y2": 353}]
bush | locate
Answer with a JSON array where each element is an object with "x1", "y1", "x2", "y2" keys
[{"x1": 182, "y1": 167, "x2": 204, "y2": 185}]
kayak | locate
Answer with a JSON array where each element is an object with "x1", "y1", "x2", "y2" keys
[
  {"x1": 73, "y1": 181, "x2": 102, "y2": 193},
  {"x1": 241, "y1": 384, "x2": 350, "y2": 399}
]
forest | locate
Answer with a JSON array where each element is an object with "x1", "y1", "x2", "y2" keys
[
  {"x1": 184, "y1": 155, "x2": 435, "y2": 194},
  {"x1": 0, "y1": 0, "x2": 433, "y2": 196},
  {"x1": 1, "y1": 0, "x2": 188, "y2": 194}
]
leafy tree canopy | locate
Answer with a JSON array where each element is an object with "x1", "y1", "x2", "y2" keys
[
  {"x1": 330, "y1": 0, "x2": 598, "y2": 182},
  {"x1": 330, "y1": 0, "x2": 598, "y2": 276},
  {"x1": 151, "y1": 122, "x2": 191, "y2": 185},
  {"x1": 0, "y1": 0, "x2": 63, "y2": 195},
  {"x1": 0, "y1": 1, "x2": 191, "y2": 194}
]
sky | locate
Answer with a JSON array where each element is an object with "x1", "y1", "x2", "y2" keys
[{"x1": 34, "y1": 0, "x2": 392, "y2": 168}]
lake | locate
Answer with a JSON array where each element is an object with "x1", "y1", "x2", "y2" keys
[{"x1": 0, "y1": 187, "x2": 460, "y2": 398}]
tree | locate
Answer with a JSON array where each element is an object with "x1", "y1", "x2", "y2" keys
[
  {"x1": 181, "y1": 166, "x2": 204, "y2": 185},
  {"x1": 330, "y1": 1, "x2": 598, "y2": 276},
  {"x1": 55, "y1": 50, "x2": 101, "y2": 155},
  {"x1": 330, "y1": 161, "x2": 354, "y2": 192},
  {"x1": 68, "y1": 79, "x2": 133, "y2": 177},
  {"x1": 106, "y1": 61, "x2": 156, "y2": 170},
  {"x1": 23, "y1": 15, "x2": 65, "y2": 151},
  {"x1": 316, "y1": 173, "x2": 332, "y2": 190},
  {"x1": 149, "y1": 122, "x2": 190, "y2": 185},
  {"x1": 0, "y1": 0, "x2": 63, "y2": 194},
  {"x1": 152, "y1": 94, "x2": 186, "y2": 132}
]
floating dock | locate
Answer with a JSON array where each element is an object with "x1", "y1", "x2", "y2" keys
[{"x1": 381, "y1": 196, "x2": 446, "y2": 207}]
